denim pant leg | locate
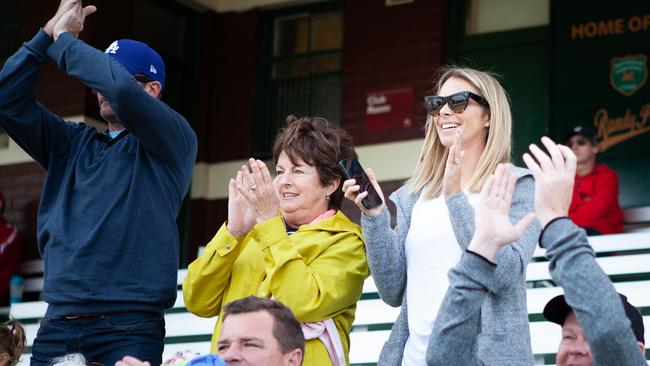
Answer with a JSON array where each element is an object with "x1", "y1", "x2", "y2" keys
[
  {"x1": 30, "y1": 313, "x2": 165, "y2": 366},
  {"x1": 30, "y1": 318, "x2": 73, "y2": 366},
  {"x1": 81, "y1": 312, "x2": 166, "y2": 366}
]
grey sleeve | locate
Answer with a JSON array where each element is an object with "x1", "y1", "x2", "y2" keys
[
  {"x1": 542, "y1": 218, "x2": 647, "y2": 366},
  {"x1": 360, "y1": 195, "x2": 408, "y2": 307},
  {"x1": 426, "y1": 251, "x2": 494, "y2": 366},
  {"x1": 446, "y1": 175, "x2": 540, "y2": 294}
]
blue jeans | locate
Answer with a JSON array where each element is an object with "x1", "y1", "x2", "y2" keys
[{"x1": 30, "y1": 312, "x2": 165, "y2": 366}]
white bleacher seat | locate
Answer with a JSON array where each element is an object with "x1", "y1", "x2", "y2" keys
[
  {"x1": 526, "y1": 280, "x2": 650, "y2": 315},
  {"x1": 533, "y1": 231, "x2": 650, "y2": 258},
  {"x1": 623, "y1": 206, "x2": 650, "y2": 232},
  {"x1": 10, "y1": 231, "x2": 650, "y2": 365},
  {"x1": 526, "y1": 253, "x2": 650, "y2": 282},
  {"x1": 349, "y1": 330, "x2": 390, "y2": 364}
]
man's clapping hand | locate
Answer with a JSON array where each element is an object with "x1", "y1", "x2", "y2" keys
[{"x1": 45, "y1": 0, "x2": 97, "y2": 40}]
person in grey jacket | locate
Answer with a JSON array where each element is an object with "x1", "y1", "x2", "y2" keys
[
  {"x1": 426, "y1": 137, "x2": 647, "y2": 366},
  {"x1": 343, "y1": 66, "x2": 540, "y2": 365}
]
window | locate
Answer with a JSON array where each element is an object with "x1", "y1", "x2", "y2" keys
[
  {"x1": 253, "y1": 3, "x2": 343, "y2": 157},
  {"x1": 466, "y1": 0, "x2": 549, "y2": 35}
]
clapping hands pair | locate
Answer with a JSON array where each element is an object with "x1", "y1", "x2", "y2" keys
[
  {"x1": 226, "y1": 159, "x2": 280, "y2": 237},
  {"x1": 44, "y1": 0, "x2": 97, "y2": 40}
]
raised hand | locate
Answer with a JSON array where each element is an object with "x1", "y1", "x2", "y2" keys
[
  {"x1": 52, "y1": 1, "x2": 97, "y2": 40},
  {"x1": 342, "y1": 167, "x2": 385, "y2": 217},
  {"x1": 235, "y1": 158, "x2": 280, "y2": 224},
  {"x1": 44, "y1": 0, "x2": 78, "y2": 37},
  {"x1": 226, "y1": 170, "x2": 257, "y2": 237},
  {"x1": 442, "y1": 129, "x2": 463, "y2": 198},
  {"x1": 467, "y1": 164, "x2": 535, "y2": 262},
  {"x1": 522, "y1": 136, "x2": 576, "y2": 227}
]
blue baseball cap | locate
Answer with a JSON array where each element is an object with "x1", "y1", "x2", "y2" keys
[{"x1": 105, "y1": 39, "x2": 166, "y2": 89}]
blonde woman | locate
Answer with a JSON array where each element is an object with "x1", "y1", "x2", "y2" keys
[{"x1": 343, "y1": 66, "x2": 540, "y2": 365}]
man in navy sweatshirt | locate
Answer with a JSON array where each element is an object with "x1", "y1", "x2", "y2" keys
[{"x1": 0, "y1": 1, "x2": 197, "y2": 365}]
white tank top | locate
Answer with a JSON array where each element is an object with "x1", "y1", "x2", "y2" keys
[{"x1": 401, "y1": 191, "x2": 479, "y2": 365}]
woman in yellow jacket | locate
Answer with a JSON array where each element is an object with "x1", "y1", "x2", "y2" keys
[{"x1": 183, "y1": 116, "x2": 369, "y2": 366}]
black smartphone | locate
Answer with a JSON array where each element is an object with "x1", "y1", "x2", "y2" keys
[{"x1": 339, "y1": 157, "x2": 384, "y2": 209}]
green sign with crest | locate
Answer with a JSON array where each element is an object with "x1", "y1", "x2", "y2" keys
[
  {"x1": 551, "y1": 0, "x2": 650, "y2": 207},
  {"x1": 610, "y1": 54, "x2": 647, "y2": 97}
]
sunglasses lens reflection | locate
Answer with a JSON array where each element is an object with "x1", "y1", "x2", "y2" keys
[
  {"x1": 448, "y1": 94, "x2": 470, "y2": 113},
  {"x1": 426, "y1": 97, "x2": 444, "y2": 116},
  {"x1": 425, "y1": 93, "x2": 471, "y2": 116}
]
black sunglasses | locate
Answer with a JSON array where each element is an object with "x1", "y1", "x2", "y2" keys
[{"x1": 424, "y1": 91, "x2": 489, "y2": 117}]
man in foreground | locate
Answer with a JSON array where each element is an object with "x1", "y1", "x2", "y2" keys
[
  {"x1": 116, "y1": 296, "x2": 304, "y2": 366},
  {"x1": 0, "y1": 0, "x2": 197, "y2": 364},
  {"x1": 217, "y1": 296, "x2": 305, "y2": 366}
]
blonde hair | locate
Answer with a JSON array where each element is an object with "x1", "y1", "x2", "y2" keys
[{"x1": 409, "y1": 66, "x2": 512, "y2": 198}]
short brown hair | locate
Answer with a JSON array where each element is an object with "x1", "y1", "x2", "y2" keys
[
  {"x1": 223, "y1": 296, "x2": 305, "y2": 356},
  {"x1": 0, "y1": 319, "x2": 26, "y2": 366},
  {"x1": 272, "y1": 115, "x2": 357, "y2": 210}
]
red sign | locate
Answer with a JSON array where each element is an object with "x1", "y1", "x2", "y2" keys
[{"x1": 365, "y1": 87, "x2": 414, "y2": 132}]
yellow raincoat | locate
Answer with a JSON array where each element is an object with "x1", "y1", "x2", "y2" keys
[{"x1": 182, "y1": 211, "x2": 369, "y2": 365}]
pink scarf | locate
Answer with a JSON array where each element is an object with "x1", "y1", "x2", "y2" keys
[
  {"x1": 301, "y1": 319, "x2": 346, "y2": 366},
  {"x1": 308, "y1": 209, "x2": 336, "y2": 224}
]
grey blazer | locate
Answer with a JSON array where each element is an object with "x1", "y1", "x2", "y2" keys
[
  {"x1": 360, "y1": 165, "x2": 540, "y2": 365},
  {"x1": 427, "y1": 218, "x2": 647, "y2": 366}
]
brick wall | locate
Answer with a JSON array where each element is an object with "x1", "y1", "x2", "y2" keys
[
  {"x1": 187, "y1": 10, "x2": 260, "y2": 256},
  {"x1": 193, "y1": 11, "x2": 260, "y2": 164},
  {"x1": 0, "y1": 163, "x2": 45, "y2": 260},
  {"x1": 342, "y1": 0, "x2": 445, "y2": 145}
]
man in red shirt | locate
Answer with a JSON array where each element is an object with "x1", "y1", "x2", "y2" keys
[
  {"x1": 564, "y1": 125, "x2": 624, "y2": 235},
  {"x1": 0, "y1": 192, "x2": 21, "y2": 305}
]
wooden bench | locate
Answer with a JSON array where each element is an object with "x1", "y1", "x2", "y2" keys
[{"x1": 10, "y1": 231, "x2": 650, "y2": 365}]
